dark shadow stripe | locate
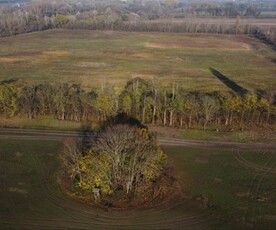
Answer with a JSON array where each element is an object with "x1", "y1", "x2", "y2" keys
[{"x1": 209, "y1": 67, "x2": 248, "y2": 96}]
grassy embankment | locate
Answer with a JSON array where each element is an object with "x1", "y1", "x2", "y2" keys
[{"x1": 0, "y1": 140, "x2": 275, "y2": 229}]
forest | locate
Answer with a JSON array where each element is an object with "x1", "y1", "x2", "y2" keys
[{"x1": 0, "y1": 78, "x2": 275, "y2": 129}]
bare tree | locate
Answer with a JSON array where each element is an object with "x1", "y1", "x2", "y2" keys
[
  {"x1": 60, "y1": 139, "x2": 83, "y2": 181},
  {"x1": 201, "y1": 95, "x2": 220, "y2": 128},
  {"x1": 93, "y1": 125, "x2": 166, "y2": 194}
]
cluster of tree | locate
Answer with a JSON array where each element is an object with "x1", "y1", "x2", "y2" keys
[
  {"x1": 0, "y1": 0, "x2": 275, "y2": 44},
  {"x1": 61, "y1": 123, "x2": 168, "y2": 203},
  {"x1": 181, "y1": 2, "x2": 263, "y2": 17},
  {"x1": 0, "y1": 79, "x2": 275, "y2": 129}
]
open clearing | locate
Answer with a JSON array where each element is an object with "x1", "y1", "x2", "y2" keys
[
  {"x1": 0, "y1": 140, "x2": 275, "y2": 229},
  {"x1": 0, "y1": 30, "x2": 275, "y2": 92}
]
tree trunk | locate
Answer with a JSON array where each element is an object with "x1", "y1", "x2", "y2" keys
[
  {"x1": 188, "y1": 113, "x2": 192, "y2": 129},
  {"x1": 142, "y1": 107, "x2": 146, "y2": 123},
  {"x1": 163, "y1": 109, "x2": 167, "y2": 126},
  {"x1": 152, "y1": 105, "x2": 156, "y2": 124},
  {"x1": 169, "y1": 110, "x2": 173, "y2": 126},
  {"x1": 180, "y1": 115, "x2": 183, "y2": 128},
  {"x1": 225, "y1": 112, "x2": 229, "y2": 126}
]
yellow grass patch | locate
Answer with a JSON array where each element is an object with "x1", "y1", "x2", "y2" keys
[
  {"x1": 75, "y1": 62, "x2": 106, "y2": 68},
  {"x1": 0, "y1": 56, "x2": 31, "y2": 63},
  {"x1": 0, "y1": 50, "x2": 70, "y2": 64},
  {"x1": 43, "y1": 50, "x2": 69, "y2": 56},
  {"x1": 131, "y1": 73, "x2": 156, "y2": 80},
  {"x1": 32, "y1": 50, "x2": 70, "y2": 64},
  {"x1": 131, "y1": 52, "x2": 154, "y2": 59},
  {"x1": 145, "y1": 41, "x2": 251, "y2": 50}
]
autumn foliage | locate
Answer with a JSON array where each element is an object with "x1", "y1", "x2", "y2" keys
[{"x1": 60, "y1": 124, "x2": 175, "y2": 207}]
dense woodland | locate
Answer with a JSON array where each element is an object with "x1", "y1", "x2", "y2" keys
[
  {"x1": 0, "y1": 78, "x2": 275, "y2": 129},
  {"x1": 0, "y1": 0, "x2": 275, "y2": 43}
]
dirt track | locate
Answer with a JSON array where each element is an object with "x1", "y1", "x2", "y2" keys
[{"x1": 0, "y1": 128, "x2": 275, "y2": 150}]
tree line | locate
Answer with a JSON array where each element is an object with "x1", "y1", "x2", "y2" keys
[
  {"x1": 0, "y1": 78, "x2": 275, "y2": 129},
  {"x1": 0, "y1": 0, "x2": 275, "y2": 44}
]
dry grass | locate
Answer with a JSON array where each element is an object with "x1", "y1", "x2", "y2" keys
[
  {"x1": 0, "y1": 30, "x2": 275, "y2": 93},
  {"x1": 145, "y1": 35, "x2": 251, "y2": 50},
  {"x1": 74, "y1": 62, "x2": 107, "y2": 68}
]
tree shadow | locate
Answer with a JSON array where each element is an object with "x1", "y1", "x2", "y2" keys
[
  {"x1": 209, "y1": 67, "x2": 248, "y2": 96},
  {"x1": 78, "y1": 114, "x2": 147, "y2": 155},
  {"x1": 105, "y1": 112, "x2": 146, "y2": 129},
  {"x1": 255, "y1": 89, "x2": 265, "y2": 100},
  {"x1": 0, "y1": 79, "x2": 18, "y2": 85},
  {"x1": 79, "y1": 122, "x2": 96, "y2": 154}
]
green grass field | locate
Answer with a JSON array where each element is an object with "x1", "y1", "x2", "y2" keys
[
  {"x1": 0, "y1": 140, "x2": 275, "y2": 229},
  {"x1": 0, "y1": 30, "x2": 275, "y2": 92}
]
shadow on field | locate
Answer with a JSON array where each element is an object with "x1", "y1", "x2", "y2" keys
[{"x1": 209, "y1": 67, "x2": 248, "y2": 96}]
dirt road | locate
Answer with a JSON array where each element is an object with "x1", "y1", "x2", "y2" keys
[{"x1": 0, "y1": 128, "x2": 275, "y2": 150}]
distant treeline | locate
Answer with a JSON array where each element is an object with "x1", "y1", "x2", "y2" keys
[
  {"x1": 0, "y1": 0, "x2": 29, "y2": 3},
  {"x1": 0, "y1": 0, "x2": 275, "y2": 44},
  {"x1": 0, "y1": 78, "x2": 275, "y2": 129}
]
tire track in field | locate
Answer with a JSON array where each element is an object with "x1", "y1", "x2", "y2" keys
[
  {"x1": 2, "y1": 129, "x2": 275, "y2": 229},
  {"x1": 0, "y1": 174, "x2": 224, "y2": 227},
  {"x1": 249, "y1": 154, "x2": 276, "y2": 230},
  {"x1": 232, "y1": 151, "x2": 276, "y2": 174},
  {"x1": 17, "y1": 151, "x2": 216, "y2": 229},
  {"x1": 232, "y1": 150, "x2": 276, "y2": 229}
]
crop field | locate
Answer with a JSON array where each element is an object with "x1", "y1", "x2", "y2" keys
[
  {"x1": 0, "y1": 30, "x2": 275, "y2": 92},
  {"x1": 0, "y1": 140, "x2": 275, "y2": 229}
]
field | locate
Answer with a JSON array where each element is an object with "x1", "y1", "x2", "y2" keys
[
  {"x1": 0, "y1": 28, "x2": 275, "y2": 229},
  {"x1": 0, "y1": 30, "x2": 275, "y2": 92},
  {"x1": 0, "y1": 140, "x2": 275, "y2": 229}
]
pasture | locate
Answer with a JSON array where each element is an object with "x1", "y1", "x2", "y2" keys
[
  {"x1": 0, "y1": 140, "x2": 275, "y2": 229},
  {"x1": 0, "y1": 30, "x2": 275, "y2": 93}
]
